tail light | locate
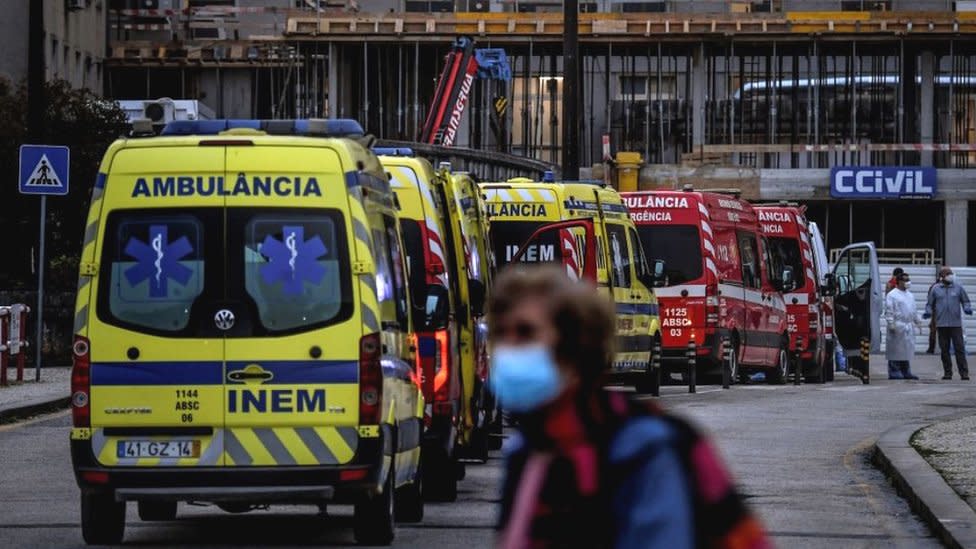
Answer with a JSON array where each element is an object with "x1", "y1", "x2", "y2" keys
[
  {"x1": 433, "y1": 330, "x2": 450, "y2": 402},
  {"x1": 71, "y1": 336, "x2": 91, "y2": 428},
  {"x1": 359, "y1": 333, "x2": 383, "y2": 425},
  {"x1": 705, "y1": 286, "x2": 719, "y2": 325}
]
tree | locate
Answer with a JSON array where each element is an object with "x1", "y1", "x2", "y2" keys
[{"x1": 0, "y1": 78, "x2": 127, "y2": 289}]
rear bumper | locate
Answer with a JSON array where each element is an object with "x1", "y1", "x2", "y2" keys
[
  {"x1": 661, "y1": 331, "x2": 722, "y2": 372},
  {"x1": 71, "y1": 435, "x2": 385, "y2": 504}
]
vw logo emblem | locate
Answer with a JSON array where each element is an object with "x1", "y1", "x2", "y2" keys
[{"x1": 214, "y1": 309, "x2": 235, "y2": 331}]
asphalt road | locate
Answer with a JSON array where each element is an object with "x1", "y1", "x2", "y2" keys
[{"x1": 1, "y1": 354, "x2": 973, "y2": 548}]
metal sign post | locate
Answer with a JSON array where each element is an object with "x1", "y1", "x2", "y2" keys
[{"x1": 19, "y1": 145, "x2": 69, "y2": 381}]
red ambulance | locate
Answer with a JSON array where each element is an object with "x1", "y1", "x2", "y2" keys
[
  {"x1": 756, "y1": 204, "x2": 833, "y2": 382},
  {"x1": 624, "y1": 189, "x2": 794, "y2": 383}
]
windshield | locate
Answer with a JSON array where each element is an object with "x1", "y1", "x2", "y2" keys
[
  {"x1": 636, "y1": 225, "x2": 703, "y2": 285},
  {"x1": 766, "y1": 237, "x2": 807, "y2": 291}
]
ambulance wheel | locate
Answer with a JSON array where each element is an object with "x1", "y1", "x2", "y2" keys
[
  {"x1": 769, "y1": 343, "x2": 789, "y2": 385},
  {"x1": 138, "y1": 500, "x2": 177, "y2": 521},
  {"x1": 634, "y1": 364, "x2": 660, "y2": 395},
  {"x1": 423, "y1": 450, "x2": 458, "y2": 503},
  {"x1": 81, "y1": 492, "x2": 125, "y2": 545},
  {"x1": 395, "y1": 456, "x2": 424, "y2": 523},
  {"x1": 354, "y1": 461, "x2": 395, "y2": 546},
  {"x1": 824, "y1": 341, "x2": 835, "y2": 382}
]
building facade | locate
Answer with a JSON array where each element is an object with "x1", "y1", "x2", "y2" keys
[
  {"x1": 0, "y1": 0, "x2": 107, "y2": 90},
  {"x1": 107, "y1": 0, "x2": 976, "y2": 264}
]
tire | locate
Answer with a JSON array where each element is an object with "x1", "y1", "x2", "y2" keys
[
  {"x1": 354, "y1": 460, "x2": 395, "y2": 546},
  {"x1": 768, "y1": 341, "x2": 789, "y2": 385},
  {"x1": 138, "y1": 500, "x2": 177, "y2": 521},
  {"x1": 422, "y1": 448, "x2": 457, "y2": 503},
  {"x1": 81, "y1": 492, "x2": 125, "y2": 545},
  {"x1": 634, "y1": 363, "x2": 660, "y2": 395},
  {"x1": 394, "y1": 455, "x2": 424, "y2": 523}
]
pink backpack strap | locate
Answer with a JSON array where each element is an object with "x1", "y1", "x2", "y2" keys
[{"x1": 498, "y1": 452, "x2": 553, "y2": 549}]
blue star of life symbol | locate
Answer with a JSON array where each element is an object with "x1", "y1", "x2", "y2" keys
[
  {"x1": 124, "y1": 225, "x2": 194, "y2": 298},
  {"x1": 260, "y1": 226, "x2": 328, "y2": 296}
]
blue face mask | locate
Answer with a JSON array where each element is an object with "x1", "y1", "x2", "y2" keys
[{"x1": 489, "y1": 344, "x2": 564, "y2": 414}]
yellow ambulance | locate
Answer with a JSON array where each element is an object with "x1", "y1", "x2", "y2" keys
[
  {"x1": 70, "y1": 119, "x2": 423, "y2": 546},
  {"x1": 481, "y1": 177, "x2": 664, "y2": 393}
]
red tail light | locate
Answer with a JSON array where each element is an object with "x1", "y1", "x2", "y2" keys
[
  {"x1": 705, "y1": 285, "x2": 719, "y2": 325},
  {"x1": 359, "y1": 333, "x2": 383, "y2": 425},
  {"x1": 71, "y1": 336, "x2": 91, "y2": 428},
  {"x1": 433, "y1": 329, "x2": 450, "y2": 402}
]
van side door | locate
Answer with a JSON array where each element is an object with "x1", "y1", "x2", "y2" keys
[
  {"x1": 735, "y1": 230, "x2": 764, "y2": 365},
  {"x1": 760, "y1": 235, "x2": 788, "y2": 366}
]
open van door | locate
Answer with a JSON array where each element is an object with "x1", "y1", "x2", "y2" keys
[
  {"x1": 827, "y1": 242, "x2": 881, "y2": 383},
  {"x1": 511, "y1": 219, "x2": 598, "y2": 283}
]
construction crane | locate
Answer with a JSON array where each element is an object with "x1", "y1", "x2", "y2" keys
[{"x1": 419, "y1": 37, "x2": 511, "y2": 147}]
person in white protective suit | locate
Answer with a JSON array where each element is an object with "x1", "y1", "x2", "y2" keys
[{"x1": 885, "y1": 272, "x2": 922, "y2": 380}]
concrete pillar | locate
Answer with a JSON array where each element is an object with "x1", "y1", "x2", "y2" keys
[
  {"x1": 945, "y1": 200, "x2": 969, "y2": 266},
  {"x1": 327, "y1": 43, "x2": 338, "y2": 118},
  {"x1": 920, "y1": 50, "x2": 935, "y2": 166},
  {"x1": 692, "y1": 43, "x2": 705, "y2": 147}
]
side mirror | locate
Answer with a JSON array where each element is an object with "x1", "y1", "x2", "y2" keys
[
  {"x1": 468, "y1": 278, "x2": 486, "y2": 317},
  {"x1": 780, "y1": 267, "x2": 796, "y2": 292},
  {"x1": 652, "y1": 259, "x2": 667, "y2": 287},
  {"x1": 425, "y1": 284, "x2": 450, "y2": 330}
]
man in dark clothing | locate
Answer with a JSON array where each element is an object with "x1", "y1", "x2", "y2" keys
[
  {"x1": 925, "y1": 267, "x2": 972, "y2": 380},
  {"x1": 925, "y1": 273, "x2": 941, "y2": 354}
]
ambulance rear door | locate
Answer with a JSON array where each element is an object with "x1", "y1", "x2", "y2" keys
[
  {"x1": 87, "y1": 144, "x2": 226, "y2": 468},
  {"x1": 221, "y1": 144, "x2": 360, "y2": 468}
]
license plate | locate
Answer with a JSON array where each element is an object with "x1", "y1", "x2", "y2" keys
[{"x1": 116, "y1": 440, "x2": 200, "y2": 458}]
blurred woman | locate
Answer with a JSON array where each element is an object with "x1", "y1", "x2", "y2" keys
[{"x1": 489, "y1": 265, "x2": 769, "y2": 549}]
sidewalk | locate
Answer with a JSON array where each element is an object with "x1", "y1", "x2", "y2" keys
[
  {"x1": 0, "y1": 366, "x2": 71, "y2": 422},
  {"x1": 914, "y1": 416, "x2": 976, "y2": 513},
  {"x1": 875, "y1": 413, "x2": 976, "y2": 549}
]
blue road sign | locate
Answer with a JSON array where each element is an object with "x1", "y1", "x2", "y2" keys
[{"x1": 19, "y1": 145, "x2": 70, "y2": 196}]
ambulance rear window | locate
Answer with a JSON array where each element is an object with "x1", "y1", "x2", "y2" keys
[
  {"x1": 490, "y1": 221, "x2": 549, "y2": 266},
  {"x1": 102, "y1": 212, "x2": 209, "y2": 333},
  {"x1": 636, "y1": 225, "x2": 703, "y2": 285},
  {"x1": 243, "y1": 212, "x2": 348, "y2": 332}
]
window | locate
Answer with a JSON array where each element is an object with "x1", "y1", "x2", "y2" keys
[
  {"x1": 102, "y1": 213, "x2": 207, "y2": 333},
  {"x1": 243, "y1": 213, "x2": 346, "y2": 332},
  {"x1": 606, "y1": 224, "x2": 632, "y2": 288},
  {"x1": 628, "y1": 227, "x2": 651, "y2": 284},
  {"x1": 399, "y1": 219, "x2": 429, "y2": 328},
  {"x1": 766, "y1": 237, "x2": 806, "y2": 290},
  {"x1": 636, "y1": 225, "x2": 703, "y2": 285},
  {"x1": 737, "y1": 232, "x2": 761, "y2": 289},
  {"x1": 371, "y1": 215, "x2": 410, "y2": 330},
  {"x1": 761, "y1": 236, "x2": 781, "y2": 288}
]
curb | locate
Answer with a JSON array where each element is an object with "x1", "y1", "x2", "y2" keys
[
  {"x1": 874, "y1": 421, "x2": 976, "y2": 549},
  {"x1": 0, "y1": 395, "x2": 71, "y2": 423}
]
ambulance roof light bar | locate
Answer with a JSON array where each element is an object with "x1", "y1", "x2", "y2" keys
[
  {"x1": 699, "y1": 188, "x2": 743, "y2": 198},
  {"x1": 159, "y1": 118, "x2": 365, "y2": 137},
  {"x1": 373, "y1": 147, "x2": 415, "y2": 157}
]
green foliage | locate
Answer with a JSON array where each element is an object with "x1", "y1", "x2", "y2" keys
[{"x1": 0, "y1": 78, "x2": 127, "y2": 289}]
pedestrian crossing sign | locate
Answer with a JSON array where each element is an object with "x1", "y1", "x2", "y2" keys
[{"x1": 19, "y1": 145, "x2": 69, "y2": 196}]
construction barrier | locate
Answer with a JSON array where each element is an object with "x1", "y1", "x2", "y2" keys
[{"x1": 0, "y1": 305, "x2": 30, "y2": 387}]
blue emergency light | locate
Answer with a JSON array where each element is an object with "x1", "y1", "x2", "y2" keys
[
  {"x1": 542, "y1": 170, "x2": 555, "y2": 182},
  {"x1": 372, "y1": 147, "x2": 415, "y2": 157},
  {"x1": 160, "y1": 118, "x2": 366, "y2": 138}
]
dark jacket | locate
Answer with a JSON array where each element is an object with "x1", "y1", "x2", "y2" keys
[{"x1": 926, "y1": 282, "x2": 972, "y2": 328}]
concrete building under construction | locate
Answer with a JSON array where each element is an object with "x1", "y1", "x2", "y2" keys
[{"x1": 106, "y1": 0, "x2": 976, "y2": 265}]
